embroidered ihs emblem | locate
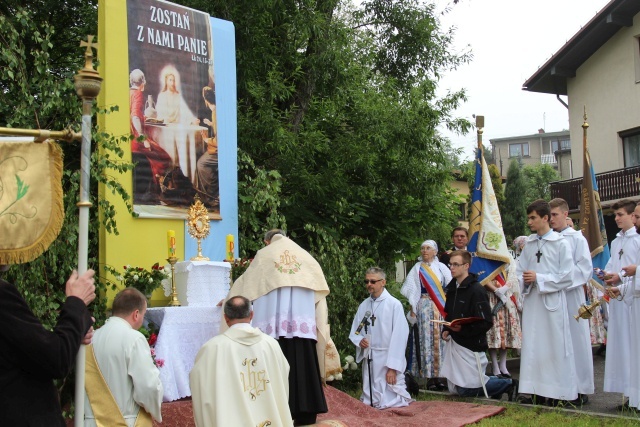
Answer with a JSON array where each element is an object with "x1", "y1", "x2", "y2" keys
[
  {"x1": 274, "y1": 250, "x2": 302, "y2": 274},
  {"x1": 241, "y1": 358, "x2": 270, "y2": 400}
]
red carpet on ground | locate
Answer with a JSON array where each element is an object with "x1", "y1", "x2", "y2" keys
[{"x1": 72, "y1": 386, "x2": 504, "y2": 426}]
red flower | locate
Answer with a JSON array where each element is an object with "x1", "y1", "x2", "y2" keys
[
  {"x1": 152, "y1": 262, "x2": 160, "y2": 270},
  {"x1": 123, "y1": 265, "x2": 128, "y2": 270},
  {"x1": 148, "y1": 333, "x2": 157, "y2": 346}
]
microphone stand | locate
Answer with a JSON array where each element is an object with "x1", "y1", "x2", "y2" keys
[{"x1": 364, "y1": 318, "x2": 373, "y2": 407}]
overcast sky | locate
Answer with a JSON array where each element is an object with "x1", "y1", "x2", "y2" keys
[{"x1": 435, "y1": 0, "x2": 611, "y2": 161}]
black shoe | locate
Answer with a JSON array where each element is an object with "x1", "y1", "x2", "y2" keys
[
  {"x1": 568, "y1": 394, "x2": 589, "y2": 406},
  {"x1": 507, "y1": 379, "x2": 519, "y2": 402},
  {"x1": 596, "y1": 343, "x2": 606, "y2": 356},
  {"x1": 498, "y1": 373, "x2": 512, "y2": 379},
  {"x1": 516, "y1": 393, "x2": 545, "y2": 405},
  {"x1": 547, "y1": 399, "x2": 567, "y2": 407},
  {"x1": 616, "y1": 399, "x2": 631, "y2": 411}
]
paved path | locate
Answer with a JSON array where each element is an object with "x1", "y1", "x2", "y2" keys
[{"x1": 422, "y1": 346, "x2": 640, "y2": 419}]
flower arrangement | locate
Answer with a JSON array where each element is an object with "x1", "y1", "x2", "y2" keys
[
  {"x1": 342, "y1": 355, "x2": 358, "y2": 372},
  {"x1": 140, "y1": 322, "x2": 164, "y2": 368},
  {"x1": 105, "y1": 262, "x2": 170, "y2": 296},
  {"x1": 228, "y1": 258, "x2": 252, "y2": 282}
]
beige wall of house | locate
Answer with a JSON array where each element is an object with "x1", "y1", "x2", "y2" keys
[{"x1": 568, "y1": 13, "x2": 640, "y2": 176}]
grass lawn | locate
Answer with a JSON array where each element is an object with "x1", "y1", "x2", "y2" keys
[{"x1": 415, "y1": 392, "x2": 640, "y2": 426}]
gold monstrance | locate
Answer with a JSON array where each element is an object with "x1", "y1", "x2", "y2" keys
[{"x1": 187, "y1": 195, "x2": 210, "y2": 261}]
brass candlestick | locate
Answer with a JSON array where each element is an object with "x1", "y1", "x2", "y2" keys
[{"x1": 167, "y1": 256, "x2": 181, "y2": 306}]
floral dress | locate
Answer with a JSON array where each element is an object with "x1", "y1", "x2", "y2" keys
[
  {"x1": 486, "y1": 262, "x2": 522, "y2": 349},
  {"x1": 401, "y1": 260, "x2": 451, "y2": 380}
]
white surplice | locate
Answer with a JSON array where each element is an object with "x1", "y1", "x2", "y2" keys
[
  {"x1": 441, "y1": 338, "x2": 489, "y2": 393},
  {"x1": 623, "y1": 272, "x2": 640, "y2": 408},
  {"x1": 84, "y1": 317, "x2": 163, "y2": 427},
  {"x1": 349, "y1": 289, "x2": 412, "y2": 409},
  {"x1": 517, "y1": 231, "x2": 578, "y2": 400},
  {"x1": 559, "y1": 227, "x2": 594, "y2": 395},
  {"x1": 603, "y1": 227, "x2": 640, "y2": 394},
  {"x1": 190, "y1": 323, "x2": 293, "y2": 427}
]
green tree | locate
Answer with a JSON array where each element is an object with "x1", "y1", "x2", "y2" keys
[
  {"x1": 2, "y1": 0, "x2": 474, "y2": 391},
  {"x1": 522, "y1": 163, "x2": 560, "y2": 204},
  {"x1": 0, "y1": 4, "x2": 133, "y2": 411},
  {"x1": 503, "y1": 159, "x2": 527, "y2": 243},
  {"x1": 488, "y1": 163, "x2": 505, "y2": 215}
]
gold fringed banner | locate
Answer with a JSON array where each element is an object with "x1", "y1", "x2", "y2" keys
[{"x1": 0, "y1": 140, "x2": 64, "y2": 264}]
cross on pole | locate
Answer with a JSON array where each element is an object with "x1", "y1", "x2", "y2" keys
[{"x1": 79, "y1": 35, "x2": 99, "y2": 73}]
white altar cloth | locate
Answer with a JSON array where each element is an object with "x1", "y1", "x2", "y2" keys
[
  {"x1": 145, "y1": 306, "x2": 222, "y2": 402},
  {"x1": 165, "y1": 260, "x2": 231, "y2": 307}
]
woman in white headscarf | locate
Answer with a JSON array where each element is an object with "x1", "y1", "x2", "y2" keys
[{"x1": 401, "y1": 240, "x2": 452, "y2": 389}]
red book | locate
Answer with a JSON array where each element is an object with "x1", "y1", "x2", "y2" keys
[{"x1": 430, "y1": 317, "x2": 485, "y2": 327}]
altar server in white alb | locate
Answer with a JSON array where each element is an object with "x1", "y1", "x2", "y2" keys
[
  {"x1": 604, "y1": 199, "x2": 640, "y2": 410},
  {"x1": 191, "y1": 296, "x2": 293, "y2": 427},
  {"x1": 349, "y1": 267, "x2": 412, "y2": 409},
  {"x1": 549, "y1": 198, "x2": 594, "y2": 405},
  {"x1": 516, "y1": 199, "x2": 577, "y2": 404},
  {"x1": 84, "y1": 288, "x2": 163, "y2": 427},
  {"x1": 609, "y1": 202, "x2": 640, "y2": 410}
]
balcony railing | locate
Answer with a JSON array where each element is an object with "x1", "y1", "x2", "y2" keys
[
  {"x1": 541, "y1": 154, "x2": 557, "y2": 165},
  {"x1": 550, "y1": 165, "x2": 640, "y2": 211}
]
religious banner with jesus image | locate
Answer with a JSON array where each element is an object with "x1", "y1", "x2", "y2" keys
[{"x1": 128, "y1": 0, "x2": 229, "y2": 219}]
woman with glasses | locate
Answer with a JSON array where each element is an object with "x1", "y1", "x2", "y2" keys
[{"x1": 401, "y1": 240, "x2": 452, "y2": 390}]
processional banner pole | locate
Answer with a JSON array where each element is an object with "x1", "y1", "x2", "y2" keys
[{"x1": 73, "y1": 36, "x2": 103, "y2": 427}]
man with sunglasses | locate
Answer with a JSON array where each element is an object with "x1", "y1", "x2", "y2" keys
[{"x1": 349, "y1": 267, "x2": 412, "y2": 409}]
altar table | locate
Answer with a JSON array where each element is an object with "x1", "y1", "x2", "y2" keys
[
  {"x1": 147, "y1": 261, "x2": 231, "y2": 401},
  {"x1": 145, "y1": 306, "x2": 222, "y2": 402}
]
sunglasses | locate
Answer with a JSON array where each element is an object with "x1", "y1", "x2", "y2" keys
[{"x1": 363, "y1": 279, "x2": 383, "y2": 284}]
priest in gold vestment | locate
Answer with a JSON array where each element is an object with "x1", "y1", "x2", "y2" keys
[{"x1": 191, "y1": 296, "x2": 293, "y2": 427}]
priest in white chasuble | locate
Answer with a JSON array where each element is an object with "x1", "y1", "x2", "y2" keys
[
  {"x1": 349, "y1": 267, "x2": 412, "y2": 409},
  {"x1": 191, "y1": 296, "x2": 293, "y2": 427},
  {"x1": 516, "y1": 199, "x2": 577, "y2": 404}
]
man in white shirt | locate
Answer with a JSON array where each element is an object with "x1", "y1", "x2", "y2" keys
[
  {"x1": 516, "y1": 199, "x2": 577, "y2": 405},
  {"x1": 349, "y1": 267, "x2": 412, "y2": 409},
  {"x1": 84, "y1": 288, "x2": 163, "y2": 426},
  {"x1": 603, "y1": 199, "x2": 640, "y2": 410},
  {"x1": 191, "y1": 296, "x2": 293, "y2": 427},
  {"x1": 549, "y1": 198, "x2": 594, "y2": 405}
]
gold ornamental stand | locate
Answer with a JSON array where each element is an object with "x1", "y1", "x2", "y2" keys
[
  {"x1": 167, "y1": 256, "x2": 181, "y2": 306},
  {"x1": 187, "y1": 195, "x2": 211, "y2": 261}
]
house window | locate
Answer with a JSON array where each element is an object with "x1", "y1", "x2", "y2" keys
[
  {"x1": 635, "y1": 36, "x2": 640, "y2": 84},
  {"x1": 509, "y1": 142, "x2": 529, "y2": 158},
  {"x1": 457, "y1": 202, "x2": 467, "y2": 221},
  {"x1": 623, "y1": 132, "x2": 640, "y2": 167},
  {"x1": 551, "y1": 140, "x2": 559, "y2": 153},
  {"x1": 559, "y1": 139, "x2": 571, "y2": 150}
]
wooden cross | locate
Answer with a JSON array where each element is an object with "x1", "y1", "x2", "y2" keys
[
  {"x1": 535, "y1": 250, "x2": 543, "y2": 263},
  {"x1": 370, "y1": 315, "x2": 376, "y2": 326},
  {"x1": 619, "y1": 248, "x2": 624, "y2": 260}
]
